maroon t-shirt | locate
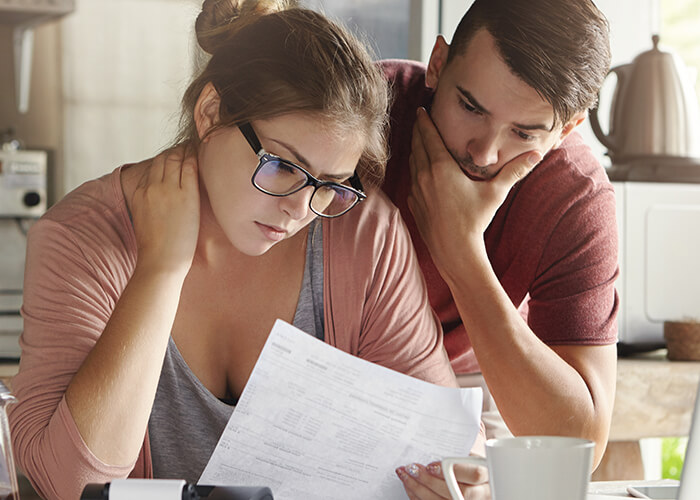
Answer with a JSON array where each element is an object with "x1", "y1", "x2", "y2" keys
[{"x1": 380, "y1": 59, "x2": 619, "y2": 374}]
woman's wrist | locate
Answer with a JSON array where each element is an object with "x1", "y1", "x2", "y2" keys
[{"x1": 132, "y1": 256, "x2": 192, "y2": 284}]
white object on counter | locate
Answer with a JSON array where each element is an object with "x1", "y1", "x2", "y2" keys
[{"x1": 109, "y1": 479, "x2": 186, "y2": 500}]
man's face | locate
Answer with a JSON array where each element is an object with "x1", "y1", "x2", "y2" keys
[{"x1": 426, "y1": 29, "x2": 582, "y2": 180}]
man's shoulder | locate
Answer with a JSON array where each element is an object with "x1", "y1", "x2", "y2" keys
[
  {"x1": 528, "y1": 132, "x2": 613, "y2": 196},
  {"x1": 503, "y1": 132, "x2": 615, "y2": 234},
  {"x1": 379, "y1": 59, "x2": 427, "y2": 85},
  {"x1": 379, "y1": 59, "x2": 432, "y2": 116}
]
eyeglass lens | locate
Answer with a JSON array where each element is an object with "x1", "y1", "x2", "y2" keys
[{"x1": 254, "y1": 158, "x2": 359, "y2": 217}]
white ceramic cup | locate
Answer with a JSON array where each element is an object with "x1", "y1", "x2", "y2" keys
[{"x1": 442, "y1": 436, "x2": 595, "y2": 500}]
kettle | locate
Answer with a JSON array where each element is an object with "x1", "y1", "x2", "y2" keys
[{"x1": 590, "y1": 35, "x2": 700, "y2": 163}]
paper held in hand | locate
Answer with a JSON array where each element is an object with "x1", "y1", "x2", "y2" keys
[{"x1": 199, "y1": 319, "x2": 482, "y2": 500}]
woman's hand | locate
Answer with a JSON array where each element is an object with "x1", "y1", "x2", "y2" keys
[
  {"x1": 64, "y1": 146, "x2": 201, "y2": 467},
  {"x1": 131, "y1": 146, "x2": 200, "y2": 277},
  {"x1": 396, "y1": 460, "x2": 491, "y2": 500}
]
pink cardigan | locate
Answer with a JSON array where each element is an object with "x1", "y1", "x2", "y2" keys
[{"x1": 9, "y1": 167, "x2": 467, "y2": 499}]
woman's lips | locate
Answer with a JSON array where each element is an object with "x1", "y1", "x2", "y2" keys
[{"x1": 255, "y1": 222, "x2": 287, "y2": 242}]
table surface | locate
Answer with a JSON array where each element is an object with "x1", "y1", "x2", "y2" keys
[
  {"x1": 590, "y1": 479, "x2": 680, "y2": 497},
  {"x1": 612, "y1": 351, "x2": 700, "y2": 441},
  {"x1": 0, "y1": 357, "x2": 694, "y2": 497}
]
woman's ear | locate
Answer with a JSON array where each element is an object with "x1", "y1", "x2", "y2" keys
[{"x1": 194, "y1": 82, "x2": 221, "y2": 142}]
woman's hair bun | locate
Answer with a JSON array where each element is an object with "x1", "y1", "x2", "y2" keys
[{"x1": 196, "y1": 0, "x2": 296, "y2": 54}]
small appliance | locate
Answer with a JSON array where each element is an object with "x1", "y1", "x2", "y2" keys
[
  {"x1": 589, "y1": 36, "x2": 700, "y2": 347},
  {"x1": 80, "y1": 481, "x2": 274, "y2": 500},
  {"x1": 613, "y1": 181, "x2": 700, "y2": 346},
  {"x1": 590, "y1": 34, "x2": 700, "y2": 169},
  {"x1": 0, "y1": 137, "x2": 47, "y2": 358}
]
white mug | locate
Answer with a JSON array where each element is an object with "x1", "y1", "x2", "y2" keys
[{"x1": 442, "y1": 436, "x2": 595, "y2": 500}]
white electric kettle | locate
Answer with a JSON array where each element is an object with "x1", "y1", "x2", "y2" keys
[{"x1": 590, "y1": 35, "x2": 700, "y2": 163}]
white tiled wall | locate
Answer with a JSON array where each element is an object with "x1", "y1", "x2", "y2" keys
[
  {"x1": 61, "y1": 0, "x2": 200, "y2": 193},
  {"x1": 56, "y1": 0, "x2": 658, "y2": 193}
]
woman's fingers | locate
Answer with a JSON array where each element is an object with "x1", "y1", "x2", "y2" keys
[
  {"x1": 397, "y1": 465, "x2": 447, "y2": 500},
  {"x1": 179, "y1": 149, "x2": 199, "y2": 189},
  {"x1": 440, "y1": 461, "x2": 489, "y2": 486},
  {"x1": 398, "y1": 461, "x2": 492, "y2": 500},
  {"x1": 163, "y1": 146, "x2": 186, "y2": 186},
  {"x1": 130, "y1": 147, "x2": 201, "y2": 276}
]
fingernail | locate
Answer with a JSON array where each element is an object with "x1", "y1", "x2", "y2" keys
[
  {"x1": 527, "y1": 152, "x2": 542, "y2": 167},
  {"x1": 407, "y1": 463, "x2": 420, "y2": 478},
  {"x1": 427, "y1": 462, "x2": 442, "y2": 476},
  {"x1": 395, "y1": 466, "x2": 408, "y2": 481}
]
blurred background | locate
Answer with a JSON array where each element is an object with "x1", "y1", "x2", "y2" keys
[{"x1": 0, "y1": 0, "x2": 698, "y2": 488}]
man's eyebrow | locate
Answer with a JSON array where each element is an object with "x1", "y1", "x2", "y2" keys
[
  {"x1": 515, "y1": 121, "x2": 554, "y2": 132},
  {"x1": 456, "y1": 85, "x2": 554, "y2": 132},
  {"x1": 268, "y1": 137, "x2": 353, "y2": 181}
]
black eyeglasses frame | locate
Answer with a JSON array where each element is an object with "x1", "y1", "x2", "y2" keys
[{"x1": 239, "y1": 122, "x2": 366, "y2": 218}]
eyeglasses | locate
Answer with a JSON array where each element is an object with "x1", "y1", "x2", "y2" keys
[{"x1": 239, "y1": 122, "x2": 366, "y2": 218}]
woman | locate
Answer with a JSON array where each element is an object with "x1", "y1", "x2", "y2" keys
[{"x1": 9, "y1": 1, "x2": 483, "y2": 499}]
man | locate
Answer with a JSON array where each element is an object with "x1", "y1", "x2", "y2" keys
[{"x1": 388, "y1": 0, "x2": 619, "y2": 497}]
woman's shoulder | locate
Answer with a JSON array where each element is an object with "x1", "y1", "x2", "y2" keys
[
  {"x1": 31, "y1": 166, "x2": 136, "y2": 258},
  {"x1": 322, "y1": 188, "x2": 411, "y2": 270},
  {"x1": 43, "y1": 167, "x2": 127, "y2": 223},
  {"x1": 328, "y1": 188, "x2": 401, "y2": 235}
]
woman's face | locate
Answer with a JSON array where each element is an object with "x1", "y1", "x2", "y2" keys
[{"x1": 198, "y1": 113, "x2": 364, "y2": 256}]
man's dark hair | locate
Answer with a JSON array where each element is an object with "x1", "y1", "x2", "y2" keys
[{"x1": 447, "y1": 0, "x2": 611, "y2": 127}]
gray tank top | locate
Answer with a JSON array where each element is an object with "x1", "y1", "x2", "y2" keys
[{"x1": 148, "y1": 221, "x2": 324, "y2": 482}]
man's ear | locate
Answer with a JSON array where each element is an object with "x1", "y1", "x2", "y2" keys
[
  {"x1": 194, "y1": 82, "x2": 221, "y2": 142},
  {"x1": 554, "y1": 111, "x2": 587, "y2": 147},
  {"x1": 426, "y1": 35, "x2": 450, "y2": 89}
]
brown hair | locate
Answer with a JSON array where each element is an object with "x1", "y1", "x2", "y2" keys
[
  {"x1": 175, "y1": 0, "x2": 390, "y2": 186},
  {"x1": 447, "y1": 0, "x2": 611, "y2": 127}
]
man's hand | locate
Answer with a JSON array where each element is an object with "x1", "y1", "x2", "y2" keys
[
  {"x1": 396, "y1": 460, "x2": 491, "y2": 500},
  {"x1": 407, "y1": 107, "x2": 540, "y2": 277}
]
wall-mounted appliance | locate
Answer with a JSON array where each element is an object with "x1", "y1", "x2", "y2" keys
[
  {"x1": 0, "y1": 142, "x2": 47, "y2": 358},
  {"x1": 0, "y1": 0, "x2": 75, "y2": 113}
]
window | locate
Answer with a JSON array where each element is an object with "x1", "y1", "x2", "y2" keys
[{"x1": 660, "y1": 0, "x2": 700, "y2": 100}]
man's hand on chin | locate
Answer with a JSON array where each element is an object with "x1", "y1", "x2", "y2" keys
[{"x1": 407, "y1": 107, "x2": 541, "y2": 277}]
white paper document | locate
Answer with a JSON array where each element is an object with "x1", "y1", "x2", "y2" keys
[{"x1": 199, "y1": 319, "x2": 483, "y2": 499}]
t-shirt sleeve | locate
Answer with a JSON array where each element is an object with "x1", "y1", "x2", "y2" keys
[
  {"x1": 8, "y1": 219, "x2": 138, "y2": 500},
  {"x1": 526, "y1": 187, "x2": 619, "y2": 345}
]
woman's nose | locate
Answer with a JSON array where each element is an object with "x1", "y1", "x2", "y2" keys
[{"x1": 280, "y1": 186, "x2": 314, "y2": 220}]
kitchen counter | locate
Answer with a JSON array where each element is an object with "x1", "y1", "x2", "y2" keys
[
  {"x1": 611, "y1": 350, "x2": 700, "y2": 441},
  {"x1": 2, "y1": 351, "x2": 699, "y2": 483},
  {"x1": 593, "y1": 349, "x2": 700, "y2": 481},
  {"x1": 0, "y1": 362, "x2": 18, "y2": 391}
]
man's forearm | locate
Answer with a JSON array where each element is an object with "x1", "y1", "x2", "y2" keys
[{"x1": 441, "y1": 240, "x2": 615, "y2": 465}]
